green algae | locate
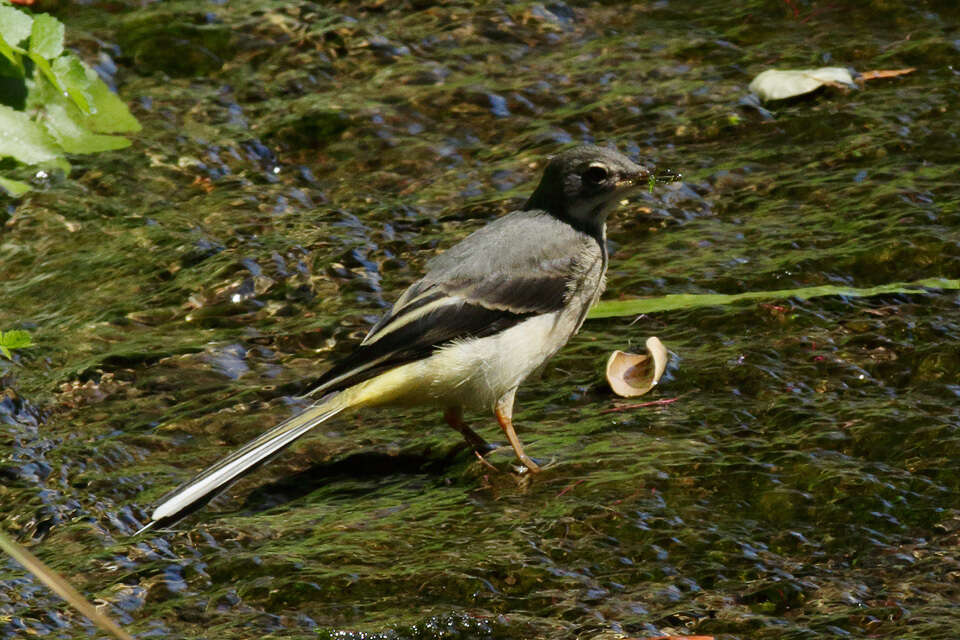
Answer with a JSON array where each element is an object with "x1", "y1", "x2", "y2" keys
[{"x1": 1, "y1": 0, "x2": 959, "y2": 639}]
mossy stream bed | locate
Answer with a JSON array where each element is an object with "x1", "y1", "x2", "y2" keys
[{"x1": 1, "y1": 1, "x2": 959, "y2": 638}]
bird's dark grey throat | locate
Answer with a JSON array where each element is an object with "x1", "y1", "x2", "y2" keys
[{"x1": 524, "y1": 144, "x2": 650, "y2": 239}]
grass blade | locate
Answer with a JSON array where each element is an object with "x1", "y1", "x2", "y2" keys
[{"x1": 0, "y1": 530, "x2": 135, "y2": 640}]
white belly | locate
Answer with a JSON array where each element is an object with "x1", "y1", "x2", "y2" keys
[
  {"x1": 429, "y1": 311, "x2": 570, "y2": 409},
  {"x1": 346, "y1": 311, "x2": 575, "y2": 412}
]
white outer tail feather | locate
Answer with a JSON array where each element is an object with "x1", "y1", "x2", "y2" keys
[{"x1": 148, "y1": 398, "x2": 348, "y2": 525}]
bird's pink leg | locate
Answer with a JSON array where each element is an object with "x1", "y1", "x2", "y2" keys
[{"x1": 494, "y1": 389, "x2": 541, "y2": 473}]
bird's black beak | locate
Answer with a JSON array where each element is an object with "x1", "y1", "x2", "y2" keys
[{"x1": 615, "y1": 164, "x2": 653, "y2": 192}]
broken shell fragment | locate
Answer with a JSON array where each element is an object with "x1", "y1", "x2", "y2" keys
[{"x1": 606, "y1": 336, "x2": 669, "y2": 398}]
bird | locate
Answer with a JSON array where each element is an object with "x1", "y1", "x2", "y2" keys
[{"x1": 140, "y1": 144, "x2": 650, "y2": 532}]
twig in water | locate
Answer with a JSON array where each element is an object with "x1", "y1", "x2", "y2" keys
[
  {"x1": 556, "y1": 479, "x2": 586, "y2": 497},
  {"x1": 599, "y1": 397, "x2": 679, "y2": 414}
]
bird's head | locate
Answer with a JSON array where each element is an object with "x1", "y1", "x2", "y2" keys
[{"x1": 525, "y1": 144, "x2": 651, "y2": 237}]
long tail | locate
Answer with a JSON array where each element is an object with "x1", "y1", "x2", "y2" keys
[{"x1": 138, "y1": 394, "x2": 350, "y2": 533}]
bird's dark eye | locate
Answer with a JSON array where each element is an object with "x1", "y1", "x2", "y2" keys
[{"x1": 582, "y1": 165, "x2": 609, "y2": 185}]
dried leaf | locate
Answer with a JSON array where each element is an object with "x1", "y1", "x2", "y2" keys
[
  {"x1": 860, "y1": 67, "x2": 916, "y2": 81},
  {"x1": 606, "y1": 336, "x2": 668, "y2": 397},
  {"x1": 749, "y1": 67, "x2": 856, "y2": 101}
]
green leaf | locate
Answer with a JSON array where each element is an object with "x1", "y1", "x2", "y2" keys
[
  {"x1": 84, "y1": 66, "x2": 141, "y2": 133},
  {"x1": 52, "y1": 54, "x2": 92, "y2": 114},
  {"x1": 0, "y1": 103, "x2": 64, "y2": 164},
  {"x1": 0, "y1": 329, "x2": 33, "y2": 350},
  {"x1": 0, "y1": 175, "x2": 31, "y2": 197},
  {"x1": 29, "y1": 13, "x2": 64, "y2": 60},
  {"x1": 40, "y1": 101, "x2": 131, "y2": 153},
  {"x1": 0, "y1": 329, "x2": 33, "y2": 359},
  {"x1": 0, "y1": 5, "x2": 33, "y2": 49},
  {"x1": 27, "y1": 50, "x2": 64, "y2": 95},
  {"x1": 589, "y1": 278, "x2": 960, "y2": 319},
  {"x1": 0, "y1": 36, "x2": 23, "y2": 70}
]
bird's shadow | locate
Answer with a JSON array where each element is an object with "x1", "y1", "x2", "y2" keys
[{"x1": 239, "y1": 444, "x2": 474, "y2": 514}]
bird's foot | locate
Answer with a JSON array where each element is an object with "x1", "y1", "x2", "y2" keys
[
  {"x1": 512, "y1": 456, "x2": 554, "y2": 474},
  {"x1": 474, "y1": 450, "x2": 500, "y2": 472},
  {"x1": 473, "y1": 441, "x2": 503, "y2": 455},
  {"x1": 474, "y1": 448, "x2": 553, "y2": 475},
  {"x1": 470, "y1": 441, "x2": 508, "y2": 472}
]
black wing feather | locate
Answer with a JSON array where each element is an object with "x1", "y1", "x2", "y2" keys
[{"x1": 313, "y1": 296, "x2": 535, "y2": 393}]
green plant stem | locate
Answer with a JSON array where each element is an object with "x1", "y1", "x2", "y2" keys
[
  {"x1": 589, "y1": 277, "x2": 960, "y2": 319},
  {"x1": 0, "y1": 530, "x2": 136, "y2": 640}
]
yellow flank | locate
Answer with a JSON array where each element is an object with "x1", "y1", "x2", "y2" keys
[{"x1": 343, "y1": 360, "x2": 433, "y2": 408}]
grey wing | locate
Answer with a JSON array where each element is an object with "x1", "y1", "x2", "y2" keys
[
  {"x1": 309, "y1": 209, "x2": 597, "y2": 394},
  {"x1": 417, "y1": 209, "x2": 596, "y2": 313}
]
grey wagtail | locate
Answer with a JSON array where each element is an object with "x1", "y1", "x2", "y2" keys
[{"x1": 141, "y1": 144, "x2": 650, "y2": 531}]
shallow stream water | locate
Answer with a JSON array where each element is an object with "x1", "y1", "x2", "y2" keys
[{"x1": 2, "y1": 1, "x2": 959, "y2": 638}]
